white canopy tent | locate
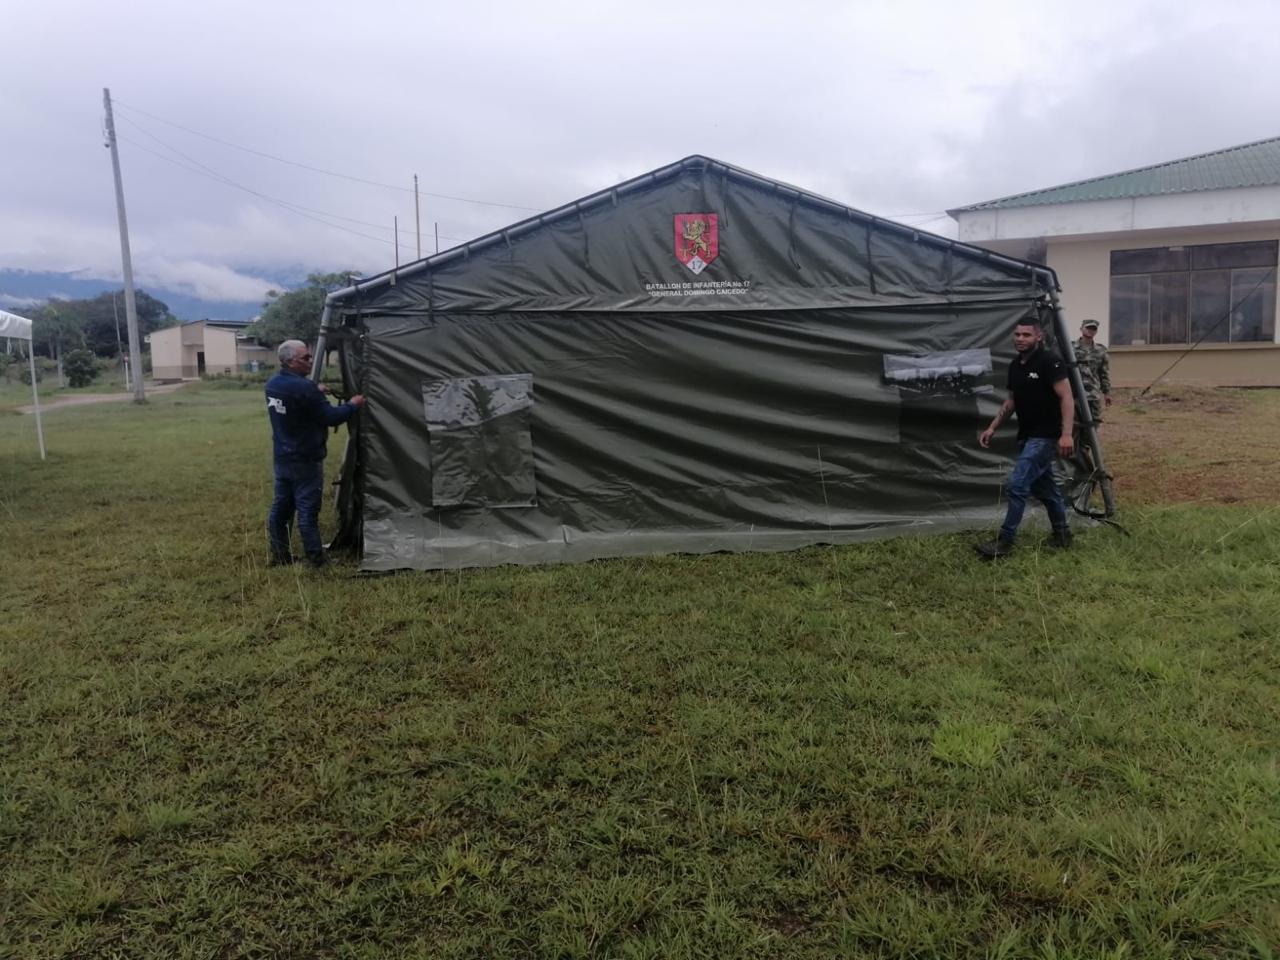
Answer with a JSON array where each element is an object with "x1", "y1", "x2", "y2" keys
[{"x1": 1, "y1": 309, "x2": 46, "y2": 459}]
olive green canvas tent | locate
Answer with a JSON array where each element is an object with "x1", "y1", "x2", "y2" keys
[{"x1": 314, "y1": 156, "x2": 1110, "y2": 572}]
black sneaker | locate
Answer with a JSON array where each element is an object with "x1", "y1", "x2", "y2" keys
[
  {"x1": 305, "y1": 552, "x2": 329, "y2": 569},
  {"x1": 974, "y1": 538, "x2": 1015, "y2": 559},
  {"x1": 268, "y1": 554, "x2": 295, "y2": 567},
  {"x1": 1049, "y1": 529, "x2": 1073, "y2": 549}
]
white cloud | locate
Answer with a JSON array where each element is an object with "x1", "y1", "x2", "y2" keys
[
  {"x1": 0, "y1": 211, "x2": 308, "y2": 303},
  {"x1": 0, "y1": 293, "x2": 47, "y2": 309},
  {"x1": 133, "y1": 259, "x2": 274, "y2": 303}
]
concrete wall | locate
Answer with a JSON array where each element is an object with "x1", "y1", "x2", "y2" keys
[
  {"x1": 204, "y1": 327, "x2": 239, "y2": 374},
  {"x1": 153, "y1": 322, "x2": 269, "y2": 380},
  {"x1": 149, "y1": 326, "x2": 187, "y2": 382},
  {"x1": 1101, "y1": 342, "x2": 1280, "y2": 387}
]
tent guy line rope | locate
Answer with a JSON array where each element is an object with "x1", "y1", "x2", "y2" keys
[
  {"x1": 1201, "y1": 503, "x2": 1280, "y2": 554},
  {"x1": 1138, "y1": 265, "x2": 1276, "y2": 396}
]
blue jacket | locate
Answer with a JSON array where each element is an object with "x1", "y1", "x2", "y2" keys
[{"x1": 265, "y1": 369, "x2": 358, "y2": 463}]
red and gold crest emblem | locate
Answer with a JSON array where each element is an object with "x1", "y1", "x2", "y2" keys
[{"x1": 674, "y1": 213, "x2": 719, "y2": 274}]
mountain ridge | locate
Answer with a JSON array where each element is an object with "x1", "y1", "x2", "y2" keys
[{"x1": 0, "y1": 267, "x2": 315, "y2": 322}]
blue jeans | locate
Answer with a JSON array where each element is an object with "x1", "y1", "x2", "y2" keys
[
  {"x1": 268, "y1": 460, "x2": 325, "y2": 560},
  {"x1": 1000, "y1": 437, "x2": 1069, "y2": 543}
]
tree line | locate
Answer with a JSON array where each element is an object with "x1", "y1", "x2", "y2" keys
[
  {"x1": 250, "y1": 272, "x2": 360, "y2": 348},
  {"x1": 5, "y1": 271, "x2": 360, "y2": 378},
  {"x1": 15, "y1": 290, "x2": 178, "y2": 362}
]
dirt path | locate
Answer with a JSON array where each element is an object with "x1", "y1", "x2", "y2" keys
[
  {"x1": 17, "y1": 380, "x2": 191, "y2": 414},
  {"x1": 1104, "y1": 386, "x2": 1280, "y2": 505}
]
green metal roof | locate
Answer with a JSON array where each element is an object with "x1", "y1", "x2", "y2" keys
[{"x1": 951, "y1": 135, "x2": 1280, "y2": 213}]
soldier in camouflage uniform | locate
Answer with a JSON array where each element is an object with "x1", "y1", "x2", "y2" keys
[{"x1": 1074, "y1": 319, "x2": 1111, "y2": 425}]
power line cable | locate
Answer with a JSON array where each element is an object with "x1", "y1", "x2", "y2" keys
[
  {"x1": 112, "y1": 99, "x2": 961, "y2": 243},
  {"x1": 117, "y1": 133, "x2": 403, "y2": 248},
  {"x1": 116, "y1": 124, "x2": 470, "y2": 249},
  {"x1": 119, "y1": 120, "x2": 400, "y2": 233},
  {"x1": 111, "y1": 100, "x2": 962, "y2": 269},
  {"x1": 117, "y1": 115, "x2": 432, "y2": 235},
  {"x1": 111, "y1": 98, "x2": 542, "y2": 212}
]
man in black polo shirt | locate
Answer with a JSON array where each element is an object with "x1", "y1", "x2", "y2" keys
[{"x1": 975, "y1": 319, "x2": 1075, "y2": 558}]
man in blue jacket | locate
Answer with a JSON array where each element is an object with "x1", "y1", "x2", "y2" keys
[{"x1": 265, "y1": 339, "x2": 365, "y2": 567}]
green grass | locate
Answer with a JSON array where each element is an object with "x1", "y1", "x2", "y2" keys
[{"x1": 1, "y1": 388, "x2": 1278, "y2": 958}]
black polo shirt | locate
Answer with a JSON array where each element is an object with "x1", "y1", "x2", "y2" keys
[{"x1": 1006, "y1": 345, "x2": 1068, "y2": 440}]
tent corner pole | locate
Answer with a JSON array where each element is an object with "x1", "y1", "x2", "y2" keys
[
  {"x1": 310, "y1": 304, "x2": 333, "y2": 381},
  {"x1": 1047, "y1": 285, "x2": 1115, "y2": 517},
  {"x1": 28, "y1": 346, "x2": 45, "y2": 460}
]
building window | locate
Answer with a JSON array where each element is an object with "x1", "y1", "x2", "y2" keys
[{"x1": 1109, "y1": 240, "x2": 1277, "y2": 345}]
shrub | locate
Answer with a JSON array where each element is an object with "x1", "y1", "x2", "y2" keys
[
  {"x1": 64, "y1": 350, "x2": 99, "y2": 388},
  {"x1": 19, "y1": 357, "x2": 55, "y2": 385}
]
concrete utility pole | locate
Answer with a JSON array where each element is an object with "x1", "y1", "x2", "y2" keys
[
  {"x1": 112, "y1": 292, "x2": 130, "y2": 391},
  {"x1": 102, "y1": 88, "x2": 146, "y2": 402}
]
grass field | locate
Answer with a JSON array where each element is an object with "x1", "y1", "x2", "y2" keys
[{"x1": 1, "y1": 384, "x2": 1277, "y2": 959}]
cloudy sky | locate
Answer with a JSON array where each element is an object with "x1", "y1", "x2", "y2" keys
[{"x1": 4, "y1": 0, "x2": 1280, "y2": 315}]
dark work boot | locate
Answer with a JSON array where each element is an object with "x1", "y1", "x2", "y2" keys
[
  {"x1": 1049, "y1": 529, "x2": 1074, "y2": 549},
  {"x1": 268, "y1": 553, "x2": 295, "y2": 567},
  {"x1": 305, "y1": 551, "x2": 329, "y2": 569},
  {"x1": 974, "y1": 538, "x2": 1015, "y2": 559}
]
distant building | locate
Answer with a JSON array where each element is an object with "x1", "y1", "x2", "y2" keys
[
  {"x1": 950, "y1": 137, "x2": 1280, "y2": 386},
  {"x1": 149, "y1": 318, "x2": 272, "y2": 382}
]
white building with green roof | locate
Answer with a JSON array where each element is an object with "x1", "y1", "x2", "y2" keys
[{"x1": 950, "y1": 137, "x2": 1280, "y2": 386}]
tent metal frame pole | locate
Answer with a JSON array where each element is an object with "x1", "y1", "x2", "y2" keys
[
  {"x1": 310, "y1": 305, "x2": 332, "y2": 381},
  {"x1": 1047, "y1": 284, "x2": 1115, "y2": 517},
  {"x1": 28, "y1": 346, "x2": 45, "y2": 460}
]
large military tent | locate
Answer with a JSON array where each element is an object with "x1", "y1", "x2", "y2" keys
[{"x1": 315, "y1": 156, "x2": 1110, "y2": 572}]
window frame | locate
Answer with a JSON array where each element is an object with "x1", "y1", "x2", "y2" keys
[
  {"x1": 421, "y1": 373, "x2": 537, "y2": 510},
  {"x1": 1108, "y1": 240, "x2": 1278, "y2": 346}
]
